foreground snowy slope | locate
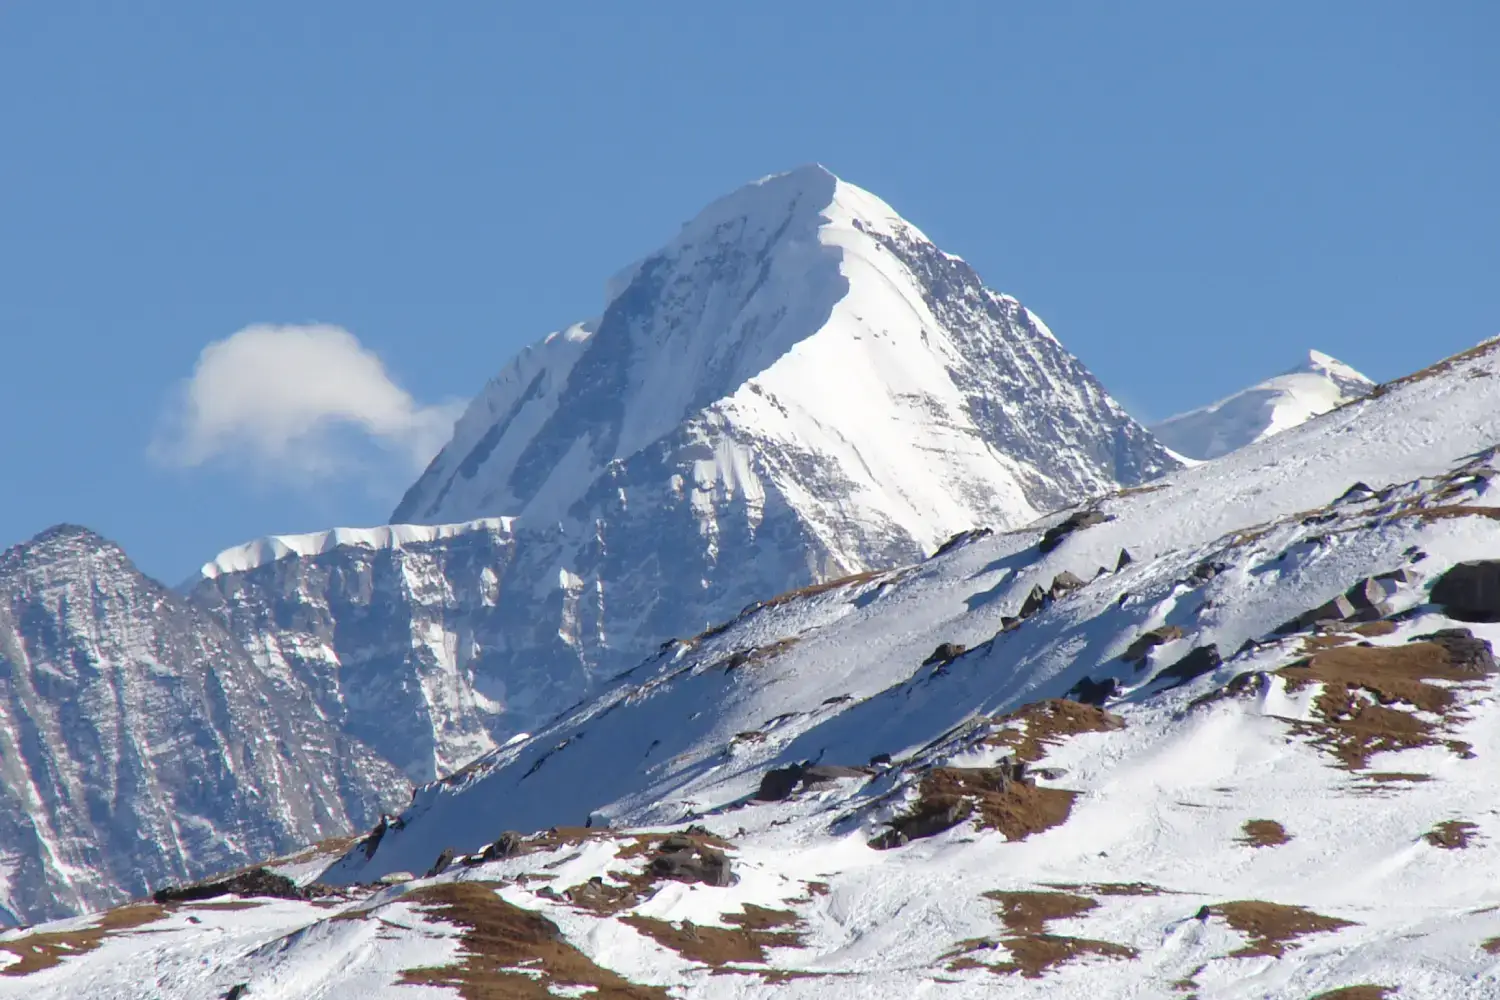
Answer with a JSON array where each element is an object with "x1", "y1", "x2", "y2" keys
[
  {"x1": 1152, "y1": 349, "x2": 1374, "y2": 460},
  {"x1": 6, "y1": 338, "x2": 1499, "y2": 997},
  {"x1": 190, "y1": 164, "x2": 1176, "y2": 781}
]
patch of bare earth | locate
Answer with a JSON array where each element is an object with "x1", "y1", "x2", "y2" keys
[
  {"x1": 984, "y1": 699, "x2": 1125, "y2": 762},
  {"x1": 621, "y1": 904, "x2": 803, "y2": 969},
  {"x1": 943, "y1": 891, "x2": 1136, "y2": 979},
  {"x1": 1277, "y1": 641, "x2": 1492, "y2": 769},
  {"x1": 1309, "y1": 987, "x2": 1395, "y2": 1000},
  {"x1": 398, "y1": 881, "x2": 667, "y2": 1000},
  {"x1": 1424, "y1": 820, "x2": 1480, "y2": 849},
  {"x1": 1206, "y1": 901, "x2": 1354, "y2": 958},
  {"x1": 1482, "y1": 937, "x2": 1500, "y2": 954},
  {"x1": 1238, "y1": 819, "x2": 1291, "y2": 848},
  {"x1": 0, "y1": 904, "x2": 168, "y2": 976},
  {"x1": 1043, "y1": 882, "x2": 1173, "y2": 897}
]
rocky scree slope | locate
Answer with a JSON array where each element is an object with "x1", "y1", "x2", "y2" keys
[
  {"x1": 0, "y1": 526, "x2": 410, "y2": 926},
  {"x1": 196, "y1": 164, "x2": 1177, "y2": 782},
  {"x1": 9, "y1": 337, "x2": 1500, "y2": 998},
  {"x1": 1152, "y1": 349, "x2": 1374, "y2": 460}
]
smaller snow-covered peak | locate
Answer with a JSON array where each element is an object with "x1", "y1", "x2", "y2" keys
[{"x1": 1151, "y1": 349, "x2": 1374, "y2": 461}]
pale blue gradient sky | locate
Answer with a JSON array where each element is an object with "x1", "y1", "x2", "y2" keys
[{"x1": 0, "y1": 2, "x2": 1494, "y2": 581}]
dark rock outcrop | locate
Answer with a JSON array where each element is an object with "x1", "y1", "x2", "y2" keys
[
  {"x1": 153, "y1": 868, "x2": 309, "y2": 905},
  {"x1": 1039, "y1": 511, "x2": 1110, "y2": 554},
  {"x1": 923, "y1": 642, "x2": 968, "y2": 667},
  {"x1": 1069, "y1": 676, "x2": 1120, "y2": 706},
  {"x1": 1431, "y1": 561, "x2": 1500, "y2": 622},
  {"x1": 1157, "y1": 644, "x2": 1223, "y2": 686},
  {"x1": 1416, "y1": 628, "x2": 1497, "y2": 673},
  {"x1": 1122, "y1": 625, "x2": 1185, "y2": 664}
]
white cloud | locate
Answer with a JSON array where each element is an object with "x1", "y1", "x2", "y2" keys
[{"x1": 151, "y1": 324, "x2": 465, "y2": 479}]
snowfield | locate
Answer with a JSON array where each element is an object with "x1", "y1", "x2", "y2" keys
[{"x1": 5, "y1": 336, "x2": 1500, "y2": 996}]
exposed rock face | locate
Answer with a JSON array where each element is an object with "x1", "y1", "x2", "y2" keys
[
  {"x1": 193, "y1": 521, "x2": 521, "y2": 783},
  {"x1": 0, "y1": 526, "x2": 409, "y2": 925}
]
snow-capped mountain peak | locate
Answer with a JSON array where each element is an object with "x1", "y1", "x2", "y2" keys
[
  {"x1": 1151, "y1": 348, "x2": 1374, "y2": 461},
  {"x1": 394, "y1": 165, "x2": 1175, "y2": 542}
]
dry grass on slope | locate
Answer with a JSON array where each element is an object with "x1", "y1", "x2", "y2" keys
[
  {"x1": 398, "y1": 882, "x2": 667, "y2": 1000},
  {"x1": 1238, "y1": 819, "x2": 1292, "y2": 848},
  {"x1": 943, "y1": 890, "x2": 1137, "y2": 979},
  {"x1": 1206, "y1": 900, "x2": 1354, "y2": 959},
  {"x1": 1278, "y1": 641, "x2": 1491, "y2": 770},
  {"x1": 984, "y1": 699, "x2": 1125, "y2": 763},
  {"x1": 0, "y1": 904, "x2": 168, "y2": 976}
]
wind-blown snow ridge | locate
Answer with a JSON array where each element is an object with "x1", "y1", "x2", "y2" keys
[
  {"x1": 1152, "y1": 348, "x2": 1374, "y2": 460},
  {"x1": 201, "y1": 517, "x2": 515, "y2": 579}
]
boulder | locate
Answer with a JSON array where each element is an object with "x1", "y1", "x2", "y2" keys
[
  {"x1": 1039, "y1": 510, "x2": 1109, "y2": 554},
  {"x1": 1049, "y1": 571, "x2": 1086, "y2": 598},
  {"x1": 480, "y1": 831, "x2": 527, "y2": 861},
  {"x1": 1069, "y1": 675, "x2": 1119, "y2": 706},
  {"x1": 651, "y1": 847, "x2": 732, "y2": 887},
  {"x1": 872, "y1": 798, "x2": 975, "y2": 850},
  {"x1": 1121, "y1": 625, "x2": 1185, "y2": 664},
  {"x1": 922, "y1": 642, "x2": 967, "y2": 666},
  {"x1": 1157, "y1": 644, "x2": 1222, "y2": 686},
  {"x1": 754, "y1": 764, "x2": 804, "y2": 802},
  {"x1": 1416, "y1": 628, "x2": 1497, "y2": 673},
  {"x1": 1431, "y1": 561, "x2": 1500, "y2": 622},
  {"x1": 1116, "y1": 549, "x2": 1134, "y2": 571},
  {"x1": 1018, "y1": 584, "x2": 1050, "y2": 618},
  {"x1": 425, "y1": 848, "x2": 455, "y2": 878}
]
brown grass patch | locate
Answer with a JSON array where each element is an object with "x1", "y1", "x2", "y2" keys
[
  {"x1": 398, "y1": 882, "x2": 667, "y2": 999},
  {"x1": 1395, "y1": 505, "x2": 1500, "y2": 524},
  {"x1": 1238, "y1": 819, "x2": 1291, "y2": 848},
  {"x1": 1278, "y1": 641, "x2": 1492, "y2": 769},
  {"x1": 620, "y1": 905, "x2": 802, "y2": 967},
  {"x1": 1482, "y1": 936, "x2": 1500, "y2": 954},
  {"x1": 984, "y1": 698, "x2": 1125, "y2": 762},
  {"x1": 1424, "y1": 820, "x2": 1479, "y2": 849},
  {"x1": 1043, "y1": 882, "x2": 1173, "y2": 897},
  {"x1": 180, "y1": 899, "x2": 265, "y2": 911},
  {"x1": 0, "y1": 904, "x2": 168, "y2": 976},
  {"x1": 943, "y1": 891, "x2": 1136, "y2": 978},
  {"x1": 923, "y1": 768, "x2": 1077, "y2": 840},
  {"x1": 1309, "y1": 988, "x2": 1395, "y2": 1000},
  {"x1": 1207, "y1": 901, "x2": 1354, "y2": 958},
  {"x1": 1365, "y1": 772, "x2": 1432, "y2": 783}
]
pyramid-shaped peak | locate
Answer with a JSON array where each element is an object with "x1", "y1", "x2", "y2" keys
[
  {"x1": 676, "y1": 164, "x2": 917, "y2": 248},
  {"x1": 1294, "y1": 349, "x2": 1373, "y2": 386}
]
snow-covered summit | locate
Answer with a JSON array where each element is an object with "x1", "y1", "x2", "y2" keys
[
  {"x1": 1151, "y1": 349, "x2": 1374, "y2": 461},
  {"x1": 394, "y1": 165, "x2": 1175, "y2": 546}
]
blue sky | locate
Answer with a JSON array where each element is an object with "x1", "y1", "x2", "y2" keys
[{"x1": 0, "y1": 3, "x2": 1495, "y2": 583}]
